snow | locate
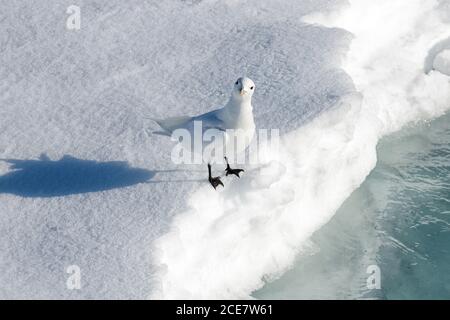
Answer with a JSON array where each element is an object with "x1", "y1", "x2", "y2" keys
[
  {"x1": 0, "y1": 0, "x2": 449, "y2": 299},
  {"x1": 0, "y1": 0, "x2": 346, "y2": 299},
  {"x1": 153, "y1": 0, "x2": 450, "y2": 299},
  {"x1": 433, "y1": 49, "x2": 450, "y2": 76}
]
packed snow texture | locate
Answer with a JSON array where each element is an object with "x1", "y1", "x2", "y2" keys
[{"x1": 0, "y1": 0, "x2": 449, "y2": 299}]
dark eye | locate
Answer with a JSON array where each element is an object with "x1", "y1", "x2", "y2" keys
[
  {"x1": 235, "y1": 81, "x2": 239, "y2": 85},
  {"x1": 250, "y1": 86, "x2": 254, "y2": 90}
]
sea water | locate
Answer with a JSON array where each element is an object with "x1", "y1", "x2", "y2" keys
[{"x1": 255, "y1": 112, "x2": 450, "y2": 299}]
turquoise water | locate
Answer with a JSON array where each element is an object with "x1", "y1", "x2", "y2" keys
[{"x1": 255, "y1": 112, "x2": 450, "y2": 299}]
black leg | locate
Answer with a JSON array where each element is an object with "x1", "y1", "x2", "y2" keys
[
  {"x1": 224, "y1": 156, "x2": 244, "y2": 178},
  {"x1": 208, "y1": 163, "x2": 224, "y2": 189}
]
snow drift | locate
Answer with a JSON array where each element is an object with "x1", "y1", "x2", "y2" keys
[{"x1": 151, "y1": 0, "x2": 450, "y2": 299}]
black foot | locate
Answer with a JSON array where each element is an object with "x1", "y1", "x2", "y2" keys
[
  {"x1": 209, "y1": 176, "x2": 224, "y2": 189},
  {"x1": 224, "y1": 157, "x2": 244, "y2": 178},
  {"x1": 208, "y1": 163, "x2": 224, "y2": 190}
]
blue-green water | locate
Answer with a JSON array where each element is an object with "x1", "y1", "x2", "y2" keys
[{"x1": 255, "y1": 112, "x2": 450, "y2": 299}]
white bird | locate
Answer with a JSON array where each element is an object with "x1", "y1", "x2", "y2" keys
[{"x1": 153, "y1": 77, "x2": 256, "y2": 189}]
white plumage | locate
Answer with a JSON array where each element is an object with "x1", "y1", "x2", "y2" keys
[{"x1": 154, "y1": 77, "x2": 256, "y2": 165}]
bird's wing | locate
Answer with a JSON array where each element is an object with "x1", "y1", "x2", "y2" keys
[
  {"x1": 193, "y1": 109, "x2": 226, "y2": 131},
  {"x1": 152, "y1": 108, "x2": 226, "y2": 135},
  {"x1": 152, "y1": 116, "x2": 193, "y2": 134}
]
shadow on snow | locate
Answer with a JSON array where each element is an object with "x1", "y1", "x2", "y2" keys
[{"x1": 0, "y1": 154, "x2": 154, "y2": 198}]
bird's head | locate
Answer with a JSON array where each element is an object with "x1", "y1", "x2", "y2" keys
[{"x1": 232, "y1": 77, "x2": 255, "y2": 102}]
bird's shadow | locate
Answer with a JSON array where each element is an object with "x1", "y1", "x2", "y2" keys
[{"x1": 0, "y1": 154, "x2": 155, "y2": 198}]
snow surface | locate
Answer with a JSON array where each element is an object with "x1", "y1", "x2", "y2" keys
[
  {"x1": 434, "y1": 49, "x2": 450, "y2": 75},
  {"x1": 0, "y1": 0, "x2": 449, "y2": 299},
  {"x1": 153, "y1": 0, "x2": 450, "y2": 299}
]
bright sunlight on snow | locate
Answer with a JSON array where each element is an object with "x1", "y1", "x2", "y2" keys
[{"x1": 0, "y1": 0, "x2": 449, "y2": 299}]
